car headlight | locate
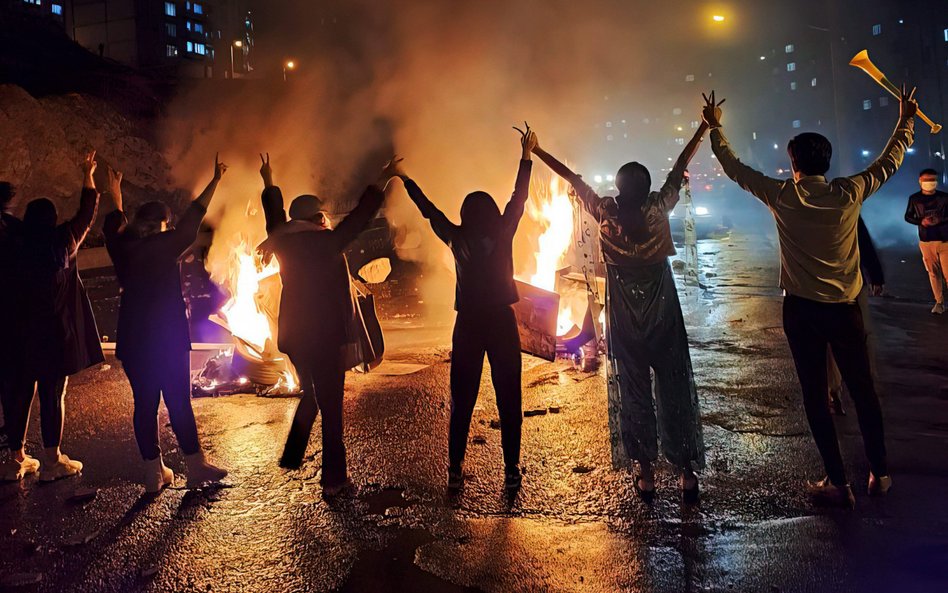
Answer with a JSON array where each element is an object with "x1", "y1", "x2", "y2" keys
[{"x1": 695, "y1": 206, "x2": 709, "y2": 216}]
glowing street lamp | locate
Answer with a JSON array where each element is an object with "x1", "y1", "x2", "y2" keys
[
  {"x1": 283, "y1": 60, "x2": 296, "y2": 82},
  {"x1": 712, "y1": 15, "x2": 725, "y2": 22},
  {"x1": 230, "y1": 40, "x2": 243, "y2": 79}
]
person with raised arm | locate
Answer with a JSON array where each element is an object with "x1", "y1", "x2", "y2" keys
[
  {"x1": 392, "y1": 128, "x2": 534, "y2": 493},
  {"x1": 258, "y1": 154, "x2": 399, "y2": 497},
  {"x1": 7, "y1": 151, "x2": 104, "y2": 481},
  {"x1": 531, "y1": 107, "x2": 710, "y2": 504},
  {"x1": 103, "y1": 156, "x2": 229, "y2": 494},
  {"x1": 705, "y1": 86, "x2": 917, "y2": 507}
]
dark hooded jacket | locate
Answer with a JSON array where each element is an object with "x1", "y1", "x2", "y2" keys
[
  {"x1": 20, "y1": 188, "x2": 103, "y2": 377},
  {"x1": 402, "y1": 159, "x2": 532, "y2": 312},
  {"x1": 103, "y1": 202, "x2": 206, "y2": 363},
  {"x1": 0, "y1": 211, "x2": 25, "y2": 374},
  {"x1": 258, "y1": 185, "x2": 384, "y2": 358}
]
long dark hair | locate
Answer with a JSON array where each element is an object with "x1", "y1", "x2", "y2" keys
[
  {"x1": 614, "y1": 162, "x2": 651, "y2": 243},
  {"x1": 23, "y1": 198, "x2": 66, "y2": 271}
]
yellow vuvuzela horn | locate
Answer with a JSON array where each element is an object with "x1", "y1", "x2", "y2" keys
[{"x1": 849, "y1": 50, "x2": 942, "y2": 133}]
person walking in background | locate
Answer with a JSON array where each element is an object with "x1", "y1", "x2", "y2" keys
[
  {"x1": 827, "y1": 217, "x2": 885, "y2": 416},
  {"x1": 705, "y1": 87, "x2": 917, "y2": 508},
  {"x1": 905, "y1": 168, "x2": 948, "y2": 315},
  {"x1": 103, "y1": 157, "x2": 229, "y2": 494},
  {"x1": 6, "y1": 151, "x2": 104, "y2": 481},
  {"x1": 258, "y1": 153, "x2": 399, "y2": 497},
  {"x1": 530, "y1": 105, "x2": 711, "y2": 504},
  {"x1": 393, "y1": 128, "x2": 535, "y2": 493}
]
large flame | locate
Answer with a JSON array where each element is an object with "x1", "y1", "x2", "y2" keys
[{"x1": 218, "y1": 243, "x2": 281, "y2": 357}]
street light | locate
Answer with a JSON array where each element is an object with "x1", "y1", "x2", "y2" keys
[
  {"x1": 230, "y1": 40, "x2": 243, "y2": 79},
  {"x1": 712, "y1": 15, "x2": 725, "y2": 22},
  {"x1": 283, "y1": 60, "x2": 296, "y2": 82}
]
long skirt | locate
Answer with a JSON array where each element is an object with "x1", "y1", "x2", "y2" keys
[{"x1": 605, "y1": 260, "x2": 705, "y2": 470}]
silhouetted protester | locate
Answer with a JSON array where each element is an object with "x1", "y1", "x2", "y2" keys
[
  {"x1": 393, "y1": 130, "x2": 535, "y2": 493},
  {"x1": 257, "y1": 154, "x2": 399, "y2": 497},
  {"x1": 705, "y1": 87, "x2": 917, "y2": 507},
  {"x1": 827, "y1": 217, "x2": 885, "y2": 416},
  {"x1": 0, "y1": 181, "x2": 39, "y2": 481},
  {"x1": 5, "y1": 152, "x2": 104, "y2": 481},
  {"x1": 103, "y1": 158, "x2": 229, "y2": 494},
  {"x1": 532, "y1": 108, "x2": 710, "y2": 504},
  {"x1": 905, "y1": 168, "x2": 948, "y2": 314}
]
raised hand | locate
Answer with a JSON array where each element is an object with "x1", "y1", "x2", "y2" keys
[
  {"x1": 259, "y1": 152, "x2": 273, "y2": 187},
  {"x1": 701, "y1": 91, "x2": 726, "y2": 128},
  {"x1": 81, "y1": 150, "x2": 97, "y2": 176},
  {"x1": 107, "y1": 166, "x2": 123, "y2": 210},
  {"x1": 381, "y1": 156, "x2": 406, "y2": 179},
  {"x1": 513, "y1": 121, "x2": 537, "y2": 159},
  {"x1": 214, "y1": 152, "x2": 228, "y2": 181},
  {"x1": 899, "y1": 83, "x2": 918, "y2": 119}
]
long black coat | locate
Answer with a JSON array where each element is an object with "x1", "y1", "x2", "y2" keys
[
  {"x1": 0, "y1": 212, "x2": 25, "y2": 375},
  {"x1": 103, "y1": 202, "x2": 206, "y2": 364},
  {"x1": 21, "y1": 188, "x2": 104, "y2": 378},
  {"x1": 258, "y1": 185, "x2": 383, "y2": 361}
]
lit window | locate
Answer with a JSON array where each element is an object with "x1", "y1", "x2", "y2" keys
[
  {"x1": 872, "y1": 24, "x2": 881, "y2": 36},
  {"x1": 605, "y1": 121, "x2": 612, "y2": 128},
  {"x1": 675, "y1": 137, "x2": 685, "y2": 146},
  {"x1": 186, "y1": 20, "x2": 192, "y2": 31},
  {"x1": 22, "y1": 0, "x2": 42, "y2": 4},
  {"x1": 787, "y1": 62, "x2": 796, "y2": 72},
  {"x1": 811, "y1": 78, "x2": 817, "y2": 87},
  {"x1": 785, "y1": 44, "x2": 794, "y2": 53},
  {"x1": 185, "y1": 1, "x2": 191, "y2": 9},
  {"x1": 186, "y1": 41, "x2": 193, "y2": 52},
  {"x1": 166, "y1": 23, "x2": 176, "y2": 37},
  {"x1": 606, "y1": 134, "x2": 614, "y2": 141},
  {"x1": 672, "y1": 108, "x2": 682, "y2": 115},
  {"x1": 166, "y1": 44, "x2": 178, "y2": 57},
  {"x1": 165, "y1": 2, "x2": 176, "y2": 17},
  {"x1": 792, "y1": 120, "x2": 801, "y2": 128},
  {"x1": 51, "y1": 3, "x2": 63, "y2": 15},
  {"x1": 944, "y1": 28, "x2": 948, "y2": 42},
  {"x1": 194, "y1": 2, "x2": 203, "y2": 14},
  {"x1": 879, "y1": 96, "x2": 889, "y2": 107},
  {"x1": 685, "y1": 74, "x2": 695, "y2": 82},
  {"x1": 790, "y1": 81, "x2": 797, "y2": 91},
  {"x1": 690, "y1": 120, "x2": 700, "y2": 129},
  {"x1": 752, "y1": 132, "x2": 758, "y2": 140},
  {"x1": 193, "y1": 43, "x2": 206, "y2": 55},
  {"x1": 863, "y1": 99, "x2": 872, "y2": 110},
  {"x1": 194, "y1": 22, "x2": 204, "y2": 33}
]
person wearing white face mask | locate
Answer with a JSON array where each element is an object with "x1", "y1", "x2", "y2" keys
[{"x1": 905, "y1": 168, "x2": 948, "y2": 314}]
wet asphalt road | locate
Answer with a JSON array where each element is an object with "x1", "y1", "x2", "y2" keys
[{"x1": 1, "y1": 231, "x2": 947, "y2": 593}]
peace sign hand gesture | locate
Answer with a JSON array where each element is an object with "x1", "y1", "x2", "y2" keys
[
  {"x1": 259, "y1": 152, "x2": 273, "y2": 188},
  {"x1": 701, "y1": 91, "x2": 726, "y2": 129},
  {"x1": 899, "y1": 83, "x2": 918, "y2": 120}
]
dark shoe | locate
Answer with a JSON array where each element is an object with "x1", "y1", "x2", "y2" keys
[
  {"x1": 634, "y1": 475, "x2": 656, "y2": 504},
  {"x1": 828, "y1": 389, "x2": 846, "y2": 416},
  {"x1": 807, "y1": 477, "x2": 855, "y2": 508},
  {"x1": 681, "y1": 474, "x2": 700, "y2": 504},
  {"x1": 868, "y1": 473, "x2": 892, "y2": 496},
  {"x1": 504, "y1": 466, "x2": 522, "y2": 491},
  {"x1": 279, "y1": 454, "x2": 303, "y2": 470},
  {"x1": 447, "y1": 467, "x2": 464, "y2": 490}
]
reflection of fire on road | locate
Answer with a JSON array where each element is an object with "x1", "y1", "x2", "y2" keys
[{"x1": 514, "y1": 173, "x2": 605, "y2": 363}]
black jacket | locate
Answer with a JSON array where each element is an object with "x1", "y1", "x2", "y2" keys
[
  {"x1": 905, "y1": 190, "x2": 948, "y2": 242},
  {"x1": 20, "y1": 188, "x2": 103, "y2": 377},
  {"x1": 258, "y1": 185, "x2": 384, "y2": 358},
  {"x1": 104, "y1": 202, "x2": 206, "y2": 363},
  {"x1": 403, "y1": 159, "x2": 532, "y2": 312}
]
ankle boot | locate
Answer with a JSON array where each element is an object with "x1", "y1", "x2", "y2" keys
[
  {"x1": 183, "y1": 451, "x2": 228, "y2": 488},
  {"x1": 144, "y1": 456, "x2": 175, "y2": 494}
]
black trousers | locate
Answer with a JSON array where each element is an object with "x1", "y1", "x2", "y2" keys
[
  {"x1": 449, "y1": 305, "x2": 522, "y2": 471},
  {"x1": 122, "y1": 350, "x2": 200, "y2": 461},
  {"x1": 783, "y1": 294, "x2": 888, "y2": 486},
  {"x1": 0, "y1": 373, "x2": 67, "y2": 451},
  {"x1": 282, "y1": 345, "x2": 347, "y2": 486}
]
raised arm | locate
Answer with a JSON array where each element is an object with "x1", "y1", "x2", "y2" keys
[
  {"x1": 331, "y1": 158, "x2": 398, "y2": 250},
  {"x1": 65, "y1": 150, "x2": 100, "y2": 251},
  {"x1": 394, "y1": 159, "x2": 459, "y2": 246},
  {"x1": 259, "y1": 152, "x2": 287, "y2": 234},
  {"x1": 102, "y1": 166, "x2": 126, "y2": 244},
  {"x1": 848, "y1": 86, "x2": 916, "y2": 202},
  {"x1": 704, "y1": 94, "x2": 783, "y2": 206},
  {"x1": 657, "y1": 113, "x2": 712, "y2": 211},
  {"x1": 532, "y1": 137, "x2": 603, "y2": 218},
  {"x1": 501, "y1": 126, "x2": 536, "y2": 235},
  {"x1": 168, "y1": 155, "x2": 227, "y2": 254}
]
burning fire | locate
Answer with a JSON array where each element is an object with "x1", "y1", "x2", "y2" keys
[{"x1": 518, "y1": 174, "x2": 594, "y2": 337}]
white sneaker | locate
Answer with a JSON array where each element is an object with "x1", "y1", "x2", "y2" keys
[
  {"x1": 144, "y1": 456, "x2": 175, "y2": 494},
  {"x1": 39, "y1": 451, "x2": 83, "y2": 482},
  {"x1": 932, "y1": 302, "x2": 945, "y2": 315},
  {"x1": 183, "y1": 451, "x2": 227, "y2": 488},
  {"x1": 868, "y1": 473, "x2": 892, "y2": 496}
]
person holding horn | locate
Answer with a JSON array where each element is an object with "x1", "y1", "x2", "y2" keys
[{"x1": 704, "y1": 86, "x2": 917, "y2": 507}]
